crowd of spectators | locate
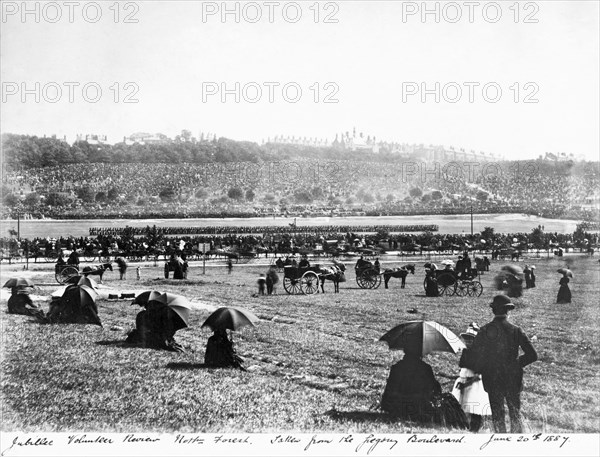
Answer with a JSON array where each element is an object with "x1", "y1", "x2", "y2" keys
[
  {"x1": 88, "y1": 224, "x2": 439, "y2": 237},
  {"x1": 2, "y1": 133, "x2": 599, "y2": 222}
]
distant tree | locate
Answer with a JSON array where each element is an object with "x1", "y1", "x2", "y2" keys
[
  {"x1": 95, "y1": 192, "x2": 107, "y2": 202},
  {"x1": 107, "y1": 187, "x2": 120, "y2": 201},
  {"x1": 76, "y1": 187, "x2": 96, "y2": 203},
  {"x1": 530, "y1": 226, "x2": 545, "y2": 249},
  {"x1": 195, "y1": 188, "x2": 209, "y2": 199},
  {"x1": 362, "y1": 193, "x2": 375, "y2": 203},
  {"x1": 476, "y1": 190, "x2": 488, "y2": 201},
  {"x1": 159, "y1": 188, "x2": 177, "y2": 202},
  {"x1": 481, "y1": 227, "x2": 495, "y2": 242},
  {"x1": 3, "y1": 192, "x2": 19, "y2": 208},
  {"x1": 385, "y1": 193, "x2": 395, "y2": 202},
  {"x1": 294, "y1": 191, "x2": 313, "y2": 204},
  {"x1": 24, "y1": 192, "x2": 40, "y2": 207},
  {"x1": 46, "y1": 192, "x2": 71, "y2": 207},
  {"x1": 421, "y1": 194, "x2": 432, "y2": 204},
  {"x1": 245, "y1": 189, "x2": 255, "y2": 201},
  {"x1": 409, "y1": 187, "x2": 423, "y2": 198},
  {"x1": 264, "y1": 193, "x2": 276, "y2": 202},
  {"x1": 227, "y1": 187, "x2": 244, "y2": 200},
  {"x1": 431, "y1": 190, "x2": 443, "y2": 200}
]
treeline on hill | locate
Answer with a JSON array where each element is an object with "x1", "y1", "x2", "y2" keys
[
  {"x1": 2, "y1": 133, "x2": 597, "y2": 176},
  {"x1": 1, "y1": 133, "x2": 385, "y2": 170}
]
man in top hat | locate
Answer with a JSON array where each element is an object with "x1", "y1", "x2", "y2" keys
[{"x1": 471, "y1": 295, "x2": 538, "y2": 433}]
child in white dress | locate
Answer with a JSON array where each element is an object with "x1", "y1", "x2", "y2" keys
[{"x1": 452, "y1": 323, "x2": 491, "y2": 432}]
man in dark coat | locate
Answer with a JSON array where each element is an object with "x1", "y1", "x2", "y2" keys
[{"x1": 471, "y1": 295, "x2": 538, "y2": 433}]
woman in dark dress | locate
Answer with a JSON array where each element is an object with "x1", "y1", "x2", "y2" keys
[
  {"x1": 557, "y1": 273, "x2": 571, "y2": 304},
  {"x1": 204, "y1": 329, "x2": 244, "y2": 369},
  {"x1": 381, "y1": 347, "x2": 442, "y2": 421},
  {"x1": 425, "y1": 268, "x2": 439, "y2": 297}
]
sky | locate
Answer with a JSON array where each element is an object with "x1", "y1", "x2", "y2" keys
[{"x1": 1, "y1": 0, "x2": 599, "y2": 160}]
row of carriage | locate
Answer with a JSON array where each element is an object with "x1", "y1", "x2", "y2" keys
[{"x1": 281, "y1": 262, "x2": 483, "y2": 297}]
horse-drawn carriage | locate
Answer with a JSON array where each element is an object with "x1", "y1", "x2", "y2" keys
[
  {"x1": 55, "y1": 264, "x2": 80, "y2": 284},
  {"x1": 354, "y1": 259, "x2": 415, "y2": 289},
  {"x1": 354, "y1": 263, "x2": 382, "y2": 289},
  {"x1": 424, "y1": 267, "x2": 483, "y2": 297},
  {"x1": 282, "y1": 265, "x2": 321, "y2": 295},
  {"x1": 54, "y1": 262, "x2": 113, "y2": 284}
]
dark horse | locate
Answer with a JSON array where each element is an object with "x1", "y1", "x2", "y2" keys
[
  {"x1": 318, "y1": 262, "x2": 346, "y2": 293},
  {"x1": 383, "y1": 264, "x2": 415, "y2": 289},
  {"x1": 82, "y1": 262, "x2": 113, "y2": 283}
]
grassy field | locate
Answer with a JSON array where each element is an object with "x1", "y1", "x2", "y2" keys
[{"x1": 1, "y1": 254, "x2": 599, "y2": 434}]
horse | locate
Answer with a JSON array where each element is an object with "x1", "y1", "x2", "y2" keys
[
  {"x1": 82, "y1": 262, "x2": 113, "y2": 283},
  {"x1": 383, "y1": 264, "x2": 415, "y2": 289},
  {"x1": 317, "y1": 262, "x2": 346, "y2": 293}
]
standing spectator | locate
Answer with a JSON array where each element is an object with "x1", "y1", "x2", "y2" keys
[
  {"x1": 557, "y1": 271, "x2": 572, "y2": 304},
  {"x1": 462, "y1": 252, "x2": 472, "y2": 277},
  {"x1": 116, "y1": 257, "x2": 128, "y2": 280},
  {"x1": 471, "y1": 295, "x2": 538, "y2": 433},
  {"x1": 227, "y1": 259, "x2": 233, "y2": 274},
  {"x1": 136, "y1": 266, "x2": 141, "y2": 280},
  {"x1": 456, "y1": 256, "x2": 464, "y2": 278},
  {"x1": 67, "y1": 250, "x2": 80, "y2": 268},
  {"x1": 523, "y1": 265, "x2": 532, "y2": 288},
  {"x1": 257, "y1": 274, "x2": 266, "y2": 295},
  {"x1": 266, "y1": 272, "x2": 274, "y2": 295},
  {"x1": 452, "y1": 323, "x2": 490, "y2": 432},
  {"x1": 425, "y1": 268, "x2": 439, "y2": 297},
  {"x1": 529, "y1": 266, "x2": 536, "y2": 288}
]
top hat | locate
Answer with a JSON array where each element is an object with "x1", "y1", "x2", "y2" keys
[{"x1": 490, "y1": 294, "x2": 515, "y2": 311}]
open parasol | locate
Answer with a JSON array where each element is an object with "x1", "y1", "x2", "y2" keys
[
  {"x1": 380, "y1": 320, "x2": 465, "y2": 356},
  {"x1": 132, "y1": 290, "x2": 162, "y2": 307},
  {"x1": 64, "y1": 275, "x2": 99, "y2": 290},
  {"x1": 149, "y1": 292, "x2": 192, "y2": 328},
  {"x1": 3, "y1": 277, "x2": 35, "y2": 288},
  {"x1": 501, "y1": 265, "x2": 523, "y2": 276},
  {"x1": 557, "y1": 268, "x2": 573, "y2": 278},
  {"x1": 202, "y1": 307, "x2": 259, "y2": 332}
]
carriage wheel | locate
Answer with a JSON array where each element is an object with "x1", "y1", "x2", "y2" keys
[
  {"x1": 455, "y1": 281, "x2": 469, "y2": 297},
  {"x1": 301, "y1": 272, "x2": 319, "y2": 295},
  {"x1": 437, "y1": 272, "x2": 456, "y2": 296},
  {"x1": 55, "y1": 266, "x2": 79, "y2": 284},
  {"x1": 360, "y1": 268, "x2": 381, "y2": 289},
  {"x1": 467, "y1": 281, "x2": 483, "y2": 297},
  {"x1": 283, "y1": 277, "x2": 302, "y2": 295}
]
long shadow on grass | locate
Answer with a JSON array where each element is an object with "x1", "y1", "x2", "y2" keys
[{"x1": 166, "y1": 362, "x2": 210, "y2": 370}]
